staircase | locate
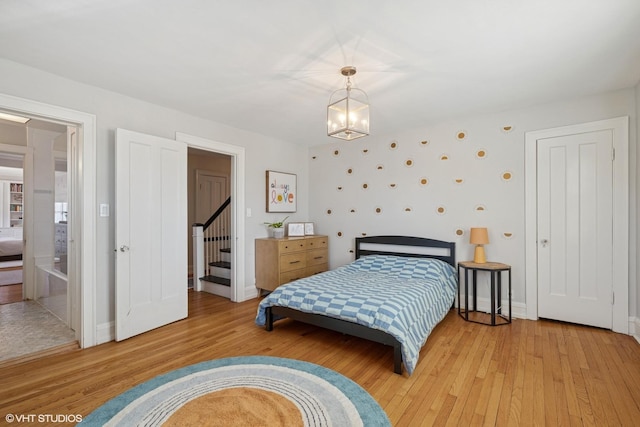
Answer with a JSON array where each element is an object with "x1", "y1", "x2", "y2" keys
[
  {"x1": 200, "y1": 247, "x2": 231, "y2": 298},
  {"x1": 193, "y1": 197, "x2": 232, "y2": 298}
]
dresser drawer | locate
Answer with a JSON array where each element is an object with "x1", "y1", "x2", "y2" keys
[
  {"x1": 306, "y1": 236, "x2": 328, "y2": 250},
  {"x1": 306, "y1": 248, "x2": 328, "y2": 266},
  {"x1": 280, "y1": 252, "x2": 306, "y2": 272},
  {"x1": 279, "y1": 239, "x2": 307, "y2": 253},
  {"x1": 305, "y1": 263, "x2": 328, "y2": 277},
  {"x1": 280, "y1": 268, "x2": 307, "y2": 284}
]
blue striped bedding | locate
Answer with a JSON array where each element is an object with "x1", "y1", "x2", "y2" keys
[{"x1": 255, "y1": 255, "x2": 458, "y2": 375}]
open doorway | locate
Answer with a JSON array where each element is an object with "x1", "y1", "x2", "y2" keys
[
  {"x1": 0, "y1": 115, "x2": 77, "y2": 362},
  {"x1": 177, "y1": 132, "x2": 247, "y2": 303},
  {"x1": 188, "y1": 148, "x2": 231, "y2": 298},
  {"x1": 0, "y1": 94, "x2": 96, "y2": 353},
  {"x1": 0, "y1": 160, "x2": 25, "y2": 306}
]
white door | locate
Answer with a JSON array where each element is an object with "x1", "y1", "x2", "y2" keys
[
  {"x1": 66, "y1": 126, "x2": 78, "y2": 331},
  {"x1": 536, "y1": 130, "x2": 613, "y2": 328},
  {"x1": 195, "y1": 172, "x2": 228, "y2": 224},
  {"x1": 115, "y1": 129, "x2": 188, "y2": 341}
]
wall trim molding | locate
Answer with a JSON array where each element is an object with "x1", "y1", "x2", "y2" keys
[
  {"x1": 631, "y1": 317, "x2": 640, "y2": 344},
  {"x1": 96, "y1": 321, "x2": 114, "y2": 345}
]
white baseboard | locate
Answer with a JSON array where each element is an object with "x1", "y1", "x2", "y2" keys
[
  {"x1": 96, "y1": 321, "x2": 114, "y2": 345},
  {"x1": 456, "y1": 296, "x2": 527, "y2": 320},
  {"x1": 243, "y1": 286, "x2": 259, "y2": 300},
  {"x1": 630, "y1": 317, "x2": 640, "y2": 344}
]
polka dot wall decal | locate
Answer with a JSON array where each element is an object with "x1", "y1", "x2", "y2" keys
[
  {"x1": 312, "y1": 155, "x2": 317, "y2": 160},
  {"x1": 361, "y1": 232, "x2": 368, "y2": 236},
  {"x1": 404, "y1": 206, "x2": 413, "y2": 212},
  {"x1": 405, "y1": 159, "x2": 414, "y2": 167},
  {"x1": 419, "y1": 177, "x2": 429, "y2": 186},
  {"x1": 455, "y1": 228, "x2": 465, "y2": 238},
  {"x1": 332, "y1": 149, "x2": 340, "y2": 157},
  {"x1": 389, "y1": 140, "x2": 398, "y2": 150},
  {"x1": 476, "y1": 149, "x2": 487, "y2": 159},
  {"x1": 362, "y1": 183, "x2": 369, "y2": 190},
  {"x1": 456, "y1": 130, "x2": 467, "y2": 140},
  {"x1": 337, "y1": 231, "x2": 343, "y2": 237},
  {"x1": 454, "y1": 178, "x2": 464, "y2": 184},
  {"x1": 336, "y1": 186, "x2": 343, "y2": 191},
  {"x1": 475, "y1": 205, "x2": 486, "y2": 212},
  {"x1": 362, "y1": 148, "x2": 369, "y2": 155},
  {"x1": 326, "y1": 209, "x2": 333, "y2": 215},
  {"x1": 420, "y1": 140, "x2": 429, "y2": 146},
  {"x1": 502, "y1": 232, "x2": 514, "y2": 239},
  {"x1": 374, "y1": 207, "x2": 383, "y2": 214},
  {"x1": 388, "y1": 183, "x2": 397, "y2": 189},
  {"x1": 501, "y1": 125, "x2": 514, "y2": 133},
  {"x1": 346, "y1": 168, "x2": 353, "y2": 175},
  {"x1": 376, "y1": 164, "x2": 384, "y2": 171},
  {"x1": 502, "y1": 171, "x2": 513, "y2": 182},
  {"x1": 440, "y1": 154, "x2": 450, "y2": 161},
  {"x1": 349, "y1": 208, "x2": 357, "y2": 213},
  {"x1": 349, "y1": 249, "x2": 354, "y2": 254},
  {"x1": 436, "y1": 205, "x2": 446, "y2": 215}
]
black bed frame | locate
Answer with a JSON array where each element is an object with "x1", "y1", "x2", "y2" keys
[{"x1": 264, "y1": 235, "x2": 456, "y2": 375}]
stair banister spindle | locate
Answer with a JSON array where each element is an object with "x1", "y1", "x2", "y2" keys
[{"x1": 194, "y1": 196, "x2": 231, "y2": 295}]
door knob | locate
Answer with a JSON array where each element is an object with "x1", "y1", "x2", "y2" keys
[
  {"x1": 540, "y1": 239, "x2": 549, "y2": 248},
  {"x1": 119, "y1": 245, "x2": 130, "y2": 252}
]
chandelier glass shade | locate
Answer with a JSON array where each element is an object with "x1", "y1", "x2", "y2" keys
[{"x1": 327, "y1": 66, "x2": 370, "y2": 141}]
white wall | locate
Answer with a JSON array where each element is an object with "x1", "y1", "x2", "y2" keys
[
  {"x1": 309, "y1": 88, "x2": 638, "y2": 318},
  {"x1": 0, "y1": 58, "x2": 310, "y2": 329},
  {"x1": 1, "y1": 56, "x2": 637, "y2": 332}
]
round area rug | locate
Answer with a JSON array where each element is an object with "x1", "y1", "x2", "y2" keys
[{"x1": 80, "y1": 356, "x2": 390, "y2": 426}]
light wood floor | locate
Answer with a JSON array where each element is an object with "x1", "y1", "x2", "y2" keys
[
  {"x1": 1, "y1": 290, "x2": 639, "y2": 426},
  {"x1": 0, "y1": 266, "x2": 22, "y2": 305},
  {"x1": 0, "y1": 283, "x2": 21, "y2": 305}
]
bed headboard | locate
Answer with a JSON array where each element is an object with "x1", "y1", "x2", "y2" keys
[{"x1": 355, "y1": 235, "x2": 456, "y2": 267}]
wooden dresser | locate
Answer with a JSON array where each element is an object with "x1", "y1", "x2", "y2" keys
[{"x1": 255, "y1": 235, "x2": 329, "y2": 292}]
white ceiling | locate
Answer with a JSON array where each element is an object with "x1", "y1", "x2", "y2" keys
[{"x1": 1, "y1": 0, "x2": 639, "y2": 147}]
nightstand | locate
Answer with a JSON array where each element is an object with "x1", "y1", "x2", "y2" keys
[{"x1": 457, "y1": 261, "x2": 511, "y2": 326}]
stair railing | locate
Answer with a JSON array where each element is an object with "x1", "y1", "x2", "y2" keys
[{"x1": 193, "y1": 196, "x2": 231, "y2": 291}]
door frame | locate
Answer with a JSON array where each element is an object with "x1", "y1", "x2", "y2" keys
[
  {"x1": 525, "y1": 116, "x2": 629, "y2": 333},
  {"x1": 176, "y1": 132, "x2": 246, "y2": 302},
  {"x1": 0, "y1": 93, "x2": 97, "y2": 347}
]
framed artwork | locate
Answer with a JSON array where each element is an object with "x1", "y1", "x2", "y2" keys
[
  {"x1": 266, "y1": 170, "x2": 297, "y2": 213},
  {"x1": 287, "y1": 222, "x2": 305, "y2": 237},
  {"x1": 304, "y1": 222, "x2": 315, "y2": 235}
]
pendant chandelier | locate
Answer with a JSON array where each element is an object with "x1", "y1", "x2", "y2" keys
[{"x1": 327, "y1": 66, "x2": 370, "y2": 141}]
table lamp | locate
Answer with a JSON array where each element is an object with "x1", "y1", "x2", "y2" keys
[{"x1": 470, "y1": 227, "x2": 489, "y2": 263}]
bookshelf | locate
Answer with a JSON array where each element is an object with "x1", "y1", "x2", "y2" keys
[{"x1": 9, "y1": 182, "x2": 23, "y2": 228}]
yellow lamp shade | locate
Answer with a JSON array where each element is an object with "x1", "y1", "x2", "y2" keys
[
  {"x1": 470, "y1": 227, "x2": 489, "y2": 263},
  {"x1": 469, "y1": 227, "x2": 489, "y2": 244}
]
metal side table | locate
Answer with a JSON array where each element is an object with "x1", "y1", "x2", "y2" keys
[{"x1": 458, "y1": 261, "x2": 511, "y2": 326}]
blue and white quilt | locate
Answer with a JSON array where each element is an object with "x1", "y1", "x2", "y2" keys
[{"x1": 255, "y1": 254, "x2": 457, "y2": 375}]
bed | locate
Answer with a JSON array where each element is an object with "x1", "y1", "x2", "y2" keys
[
  {"x1": 255, "y1": 235, "x2": 457, "y2": 375},
  {"x1": 0, "y1": 237, "x2": 23, "y2": 261}
]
